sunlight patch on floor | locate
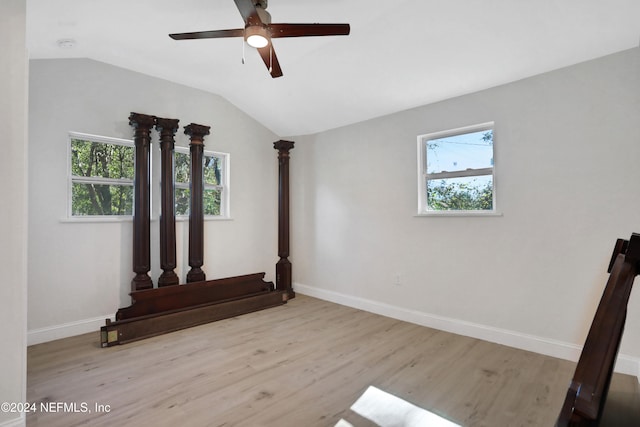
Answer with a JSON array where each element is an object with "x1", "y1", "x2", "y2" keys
[{"x1": 338, "y1": 386, "x2": 461, "y2": 427}]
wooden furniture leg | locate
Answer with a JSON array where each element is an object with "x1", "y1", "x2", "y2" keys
[
  {"x1": 129, "y1": 112, "x2": 155, "y2": 292},
  {"x1": 184, "y1": 123, "x2": 210, "y2": 283},
  {"x1": 274, "y1": 140, "x2": 295, "y2": 299},
  {"x1": 156, "y1": 117, "x2": 180, "y2": 287}
]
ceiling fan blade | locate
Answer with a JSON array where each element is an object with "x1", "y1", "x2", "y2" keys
[
  {"x1": 233, "y1": 0, "x2": 261, "y2": 25},
  {"x1": 268, "y1": 23, "x2": 350, "y2": 38},
  {"x1": 169, "y1": 29, "x2": 244, "y2": 40},
  {"x1": 257, "y1": 45, "x2": 283, "y2": 78}
]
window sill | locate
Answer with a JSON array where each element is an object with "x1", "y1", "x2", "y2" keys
[
  {"x1": 61, "y1": 216, "x2": 233, "y2": 223},
  {"x1": 415, "y1": 211, "x2": 503, "y2": 217},
  {"x1": 61, "y1": 216, "x2": 133, "y2": 223},
  {"x1": 176, "y1": 216, "x2": 233, "y2": 222}
]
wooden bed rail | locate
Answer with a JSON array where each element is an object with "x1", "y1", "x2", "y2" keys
[{"x1": 556, "y1": 233, "x2": 640, "y2": 426}]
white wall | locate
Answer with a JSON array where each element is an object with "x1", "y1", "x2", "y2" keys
[
  {"x1": 0, "y1": 1, "x2": 28, "y2": 425},
  {"x1": 290, "y1": 47, "x2": 640, "y2": 374},
  {"x1": 28, "y1": 58, "x2": 280, "y2": 342}
]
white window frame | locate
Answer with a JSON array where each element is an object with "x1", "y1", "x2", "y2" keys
[
  {"x1": 174, "y1": 147, "x2": 230, "y2": 219},
  {"x1": 67, "y1": 131, "x2": 135, "y2": 220},
  {"x1": 417, "y1": 122, "x2": 498, "y2": 216}
]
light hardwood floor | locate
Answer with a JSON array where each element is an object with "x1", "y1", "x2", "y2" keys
[{"x1": 27, "y1": 295, "x2": 639, "y2": 427}]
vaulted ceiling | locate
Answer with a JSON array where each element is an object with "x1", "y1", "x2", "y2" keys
[{"x1": 27, "y1": 0, "x2": 640, "y2": 136}]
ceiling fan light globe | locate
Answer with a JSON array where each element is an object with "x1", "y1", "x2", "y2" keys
[
  {"x1": 247, "y1": 34, "x2": 269, "y2": 48},
  {"x1": 245, "y1": 25, "x2": 270, "y2": 48}
]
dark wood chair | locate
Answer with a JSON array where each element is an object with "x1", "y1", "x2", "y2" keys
[{"x1": 556, "y1": 234, "x2": 640, "y2": 426}]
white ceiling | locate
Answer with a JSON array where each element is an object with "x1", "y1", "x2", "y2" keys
[{"x1": 27, "y1": 0, "x2": 640, "y2": 137}]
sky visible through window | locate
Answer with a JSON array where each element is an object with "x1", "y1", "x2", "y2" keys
[{"x1": 426, "y1": 129, "x2": 493, "y2": 174}]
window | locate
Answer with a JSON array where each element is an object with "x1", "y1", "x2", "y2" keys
[
  {"x1": 418, "y1": 123, "x2": 495, "y2": 214},
  {"x1": 174, "y1": 148, "x2": 229, "y2": 217},
  {"x1": 69, "y1": 132, "x2": 134, "y2": 217},
  {"x1": 68, "y1": 132, "x2": 230, "y2": 219}
]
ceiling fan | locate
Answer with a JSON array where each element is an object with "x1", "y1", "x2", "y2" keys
[{"x1": 169, "y1": 0, "x2": 350, "y2": 78}]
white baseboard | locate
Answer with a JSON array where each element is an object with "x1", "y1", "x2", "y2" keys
[
  {"x1": 293, "y1": 283, "x2": 640, "y2": 379},
  {"x1": 27, "y1": 315, "x2": 112, "y2": 346},
  {"x1": 0, "y1": 414, "x2": 25, "y2": 427}
]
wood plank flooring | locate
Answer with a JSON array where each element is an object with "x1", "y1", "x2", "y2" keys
[{"x1": 27, "y1": 295, "x2": 640, "y2": 427}]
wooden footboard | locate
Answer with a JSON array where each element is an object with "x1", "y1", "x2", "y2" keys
[{"x1": 115, "y1": 272, "x2": 275, "y2": 320}]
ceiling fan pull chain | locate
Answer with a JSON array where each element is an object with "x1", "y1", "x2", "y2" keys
[
  {"x1": 242, "y1": 31, "x2": 246, "y2": 64},
  {"x1": 269, "y1": 45, "x2": 273, "y2": 73}
]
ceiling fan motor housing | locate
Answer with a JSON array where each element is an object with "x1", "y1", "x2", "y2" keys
[
  {"x1": 253, "y1": 0, "x2": 268, "y2": 11},
  {"x1": 256, "y1": 6, "x2": 271, "y2": 24}
]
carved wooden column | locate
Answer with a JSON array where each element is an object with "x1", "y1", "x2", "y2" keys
[
  {"x1": 155, "y1": 117, "x2": 180, "y2": 287},
  {"x1": 274, "y1": 140, "x2": 295, "y2": 299},
  {"x1": 184, "y1": 123, "x2": 210, "y2": 283},
  {"x1": 129, "y1": 112, "x2": 155, "y2": 291}
]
